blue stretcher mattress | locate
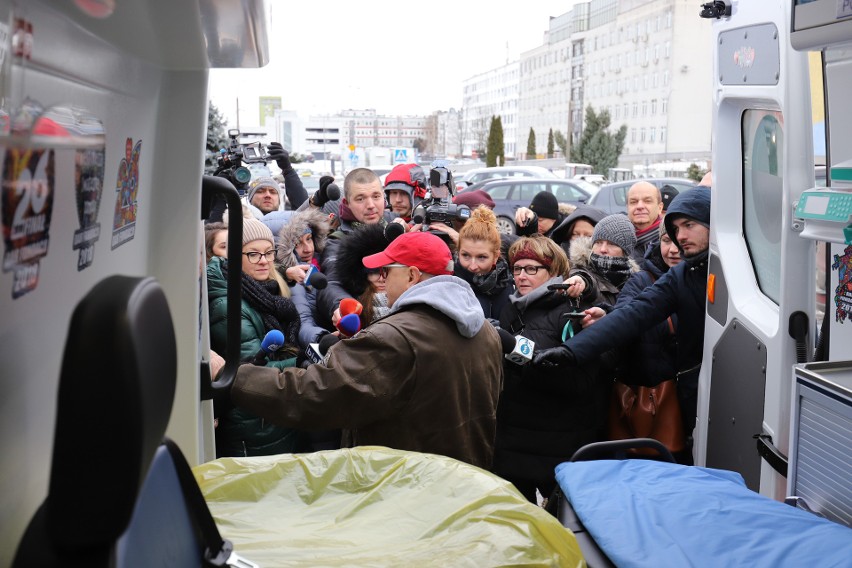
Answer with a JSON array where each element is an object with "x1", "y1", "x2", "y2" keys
[{"x1": 555, "y1": 460, "x2": 852, "y2": 568}]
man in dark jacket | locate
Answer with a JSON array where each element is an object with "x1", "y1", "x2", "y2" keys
[
  {"x1": 229, "y1": 231, "x2": 503, "y2": 469},
  {"x1": 533, "y1": 186, "x2": 711, "y2": 450},
  {"x1": 514, "y1": 191, "x2": 565, "y2": 238}
]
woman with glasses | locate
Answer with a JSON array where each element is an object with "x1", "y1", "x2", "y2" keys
[
  {"x1": 206, "y1": 215, "x2": 306, "y2": 457},
  {"x1": 493, "y1": 235, "x2": 600, "y2": 504},
  {"x1": 454, "y1": 206, "x2": 514, "y2": 321}
]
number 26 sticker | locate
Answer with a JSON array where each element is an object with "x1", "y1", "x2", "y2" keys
[{"x1": 1, "y1": 148, "x2": 55, "y2": 298}]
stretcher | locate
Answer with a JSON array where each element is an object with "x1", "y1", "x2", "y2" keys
[{"x1": 552, "y1": 441, "x2": 852, "y2": 568}]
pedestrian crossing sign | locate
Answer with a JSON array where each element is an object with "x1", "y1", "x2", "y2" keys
[{"x1": 393, "y1": 149, "x2": 408, "y2": 163}]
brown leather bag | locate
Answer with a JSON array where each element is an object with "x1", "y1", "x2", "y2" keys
[
  {"x1": 608, "y1": 379, "x2": 685, "y2": 454},
  {"x1": 608, "y1": 314, "x2": 685, "y2": 454}
]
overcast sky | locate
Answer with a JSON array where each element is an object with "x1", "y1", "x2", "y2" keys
[{"x1": 209, "y1": 1, "x2": 576, "y2": 128}]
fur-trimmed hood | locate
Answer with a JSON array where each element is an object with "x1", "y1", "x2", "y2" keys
[
  {"x1": 334, "y1": 223, "x2": 393, "y2": 298},
  {"x1": 276, "y1": 208, "x2": 330, "y2": 270},
  {"x1": 568, "y1": 235, "x2": 640, "y2": 273}
]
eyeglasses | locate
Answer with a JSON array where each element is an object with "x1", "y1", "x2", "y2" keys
[
  {"x1": 378, "y1": 263, "x2": 408, "y2": 279},
  {"x1": 242, "y1": 249, "x2": 277, "y2": 264},
  {"x1": 511, "y1": 264, "x2": 548, "y2": 276}
]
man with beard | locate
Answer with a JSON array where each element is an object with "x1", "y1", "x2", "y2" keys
[{"x1": 533, "y1": 186, "x2": 711, "y2": 455}]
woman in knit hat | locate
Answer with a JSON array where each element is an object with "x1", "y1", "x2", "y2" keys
[
  {"x1": 494, "y1": 235, "x2": 599, "y2": 504},
  {"x1": 563, "y1": 213, "x2": 640, "y2": 309},
  {"x1": 206, "y1": 215, "x2": 306, "y2": 457},
  {"x1": 454, "y1": 206, "x2": 514, "y2": 321}
]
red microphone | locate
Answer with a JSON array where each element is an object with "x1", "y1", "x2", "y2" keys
[
  {"x1": 339, "y1": 298, "x2": 363, "y2": 317},
  {"x1": 336, "y1": 298, "x2": 363, "y2": 337}
]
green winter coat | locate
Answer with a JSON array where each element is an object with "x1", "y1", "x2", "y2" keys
[{"x1": 207, "y1": 257, "x2": 305, "y2": 457}]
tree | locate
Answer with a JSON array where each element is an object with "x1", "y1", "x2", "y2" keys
[
  {"x1": 486, "y1": 115, "x2": 505, "y2": 167},
  {"x1": 206, "y1": 102, "x2": 229, "y2": 174},
  {"x1": 526, "y1": 127, "x2": 536, "y2": 158},
  {"x1": 412, "y1": 137, "x2": 427, "y2": 153},
  {"x1": 553, "y1": 130, "x2": 569, "y2": 158},
  {"x1": 686, "y1": 163, "x2": 708, "y2": 182},
  {"x1": 547, "y1": 128, "x2": 555, "y2": 159},
  {"x1": 570, "y1": 105, "x2": 628, "y2": 175}
]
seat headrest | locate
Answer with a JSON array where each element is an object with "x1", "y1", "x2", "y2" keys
[{"x1": 46, "y1": 276, "x2": 177, "y2": 550}]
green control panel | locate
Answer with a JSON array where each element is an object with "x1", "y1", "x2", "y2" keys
[{"x1": 795, "y1": 189, "x2": 852, "y2": 222}]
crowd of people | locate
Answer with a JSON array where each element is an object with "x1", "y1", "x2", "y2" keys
[{"x1": 204, "y1": 144, "x2": 713, "y2": 504}]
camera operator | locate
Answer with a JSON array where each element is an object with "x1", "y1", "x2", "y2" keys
[
  {"x1": 410, "y1": 162, "x2": 471, "y2": 249},
  {"x1": 207, "y1": 136, "x2": 307, "y2": 222}
]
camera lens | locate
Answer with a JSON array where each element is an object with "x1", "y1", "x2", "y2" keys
[{"x1": 234, "y1": 167, "x2": 252, "y2": 184}]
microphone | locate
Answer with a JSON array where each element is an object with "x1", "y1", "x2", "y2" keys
[
  {"x1": 336, "y1": 313, "x2": 362, "y2": 337},
  {"x1": 311, "y1": 178, "x2": 341, "y2": 208},
  {"x1": 305, "y1": 333, "x2": 341, "y2": 365},
  {"x1": 384, "y1": 221, "x2": 406, "y2": 242},
  {"x1": 496, "y1": 328, "x2": 535, "y2": 365},
  {"x1": 339, "y1": 298, "x2": 363, "y2": 316},
  {"x1": 251, "y1": 329, "x2": 285, "y2": 365},
  {"x1": 304, "y1": 265, "x2": 328, "y2": 290}
]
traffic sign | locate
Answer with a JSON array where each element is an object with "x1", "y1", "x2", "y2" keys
[{"x1": 393, "y1": 149, "x2": 408, "y2": 163}]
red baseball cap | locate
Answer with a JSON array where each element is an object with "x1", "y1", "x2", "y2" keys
[{"x1": 362, "y1": 231, "x2": 454, "y2": 276}]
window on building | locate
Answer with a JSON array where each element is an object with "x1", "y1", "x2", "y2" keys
[
  {"x1": 650, "y1": 127, "x2": 656, "y2": 143},
  {"x1": 665, "y1": 41, "x2": 671, "y2": 58},
  {"x1": 660, "y1": 126, "x2": 666, "y2": 143},
  {"x1": 666, "y1": 11, "x2": 672, "y2": 27},
  {"x1": 631, "y1": 128, "x2": 636, "y2": 143},
  {"x1": 653, "y1": 73, "x2": 658, "y2": 88},
  {"x1": 640, "y1": 127, "x2": 646, "y2": 142},
  {"x1": 642, "y1": 100, "x2": 648, "y2": 116},
  {"x1": 651, "y1": 99, "x2": 657, "y2": 114},
  {"x1": 662, "y1": 99, "x2": 668, "y2": 114},
  {"x1": 663, "y1": 70, "x2": 669, "y2": 86},
  {"x1": 632, "y1": 102, "x2": 638, "y2": 117}
]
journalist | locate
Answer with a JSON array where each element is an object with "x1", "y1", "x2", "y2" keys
[{"x1": 228, "y1": 231, "x2": 503, "y2": 469}]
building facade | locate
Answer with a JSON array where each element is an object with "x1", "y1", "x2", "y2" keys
[{"x1": 461, "y1": 61, "x2": 520, "y2": 159}]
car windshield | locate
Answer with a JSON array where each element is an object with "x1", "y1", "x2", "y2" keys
[{"x1": 572, "y1": 179, "x2": 600, "y2": 195}]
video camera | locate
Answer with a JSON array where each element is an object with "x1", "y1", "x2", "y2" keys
[
  {"x1": 411, "y1": 161, "x2": 470, "y2": 244},
  {"x1": 214, "y1": 128, "x2": 270, "y2": 193}
]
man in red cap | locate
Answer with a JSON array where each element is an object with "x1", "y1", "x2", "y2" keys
[
  {"x1": 229, "y1": 231, "x2": 503, "y2": 469},
  {"x1": 384, "y1": 163, "x2": 427, "y2": 222}
]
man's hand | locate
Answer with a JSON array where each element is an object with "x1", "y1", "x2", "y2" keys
[
  {"x1": 532, "y1": 345, "x2": 575, "y2": 368},
  {"x1": 267, "y1": 142, "x2": 293, "y2": 172},
  {"x1": 331, "y1": 307, "x2": 341, "y2": 327},
  {"x1": 515, "y1": 207, "x2": 534, "y2": 227}
]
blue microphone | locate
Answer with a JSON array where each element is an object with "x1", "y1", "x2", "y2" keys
[{"x1": 251, "y1": 329, "x2": 285, "y2": 365}]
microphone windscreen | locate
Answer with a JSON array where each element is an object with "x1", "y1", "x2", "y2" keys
[
  {"x1": 412, "y1": 214, "x2": 424, "y2": 224},
  {"x1": 317, "y1": 333, "x2": 341, "y2": 356},
  {"x1": 325, "y1": 183, "x2": 341, "y2": 201},
  {"x1": 308, "y1": 271, "x2": 328, "y2": 290},
  {"x1": 339, "y1": 297, "x2": 363, "y2": 316},
  {"x1": 261, "y1": 329, "x2": 285, "y2": 353},
  {"x1": 496, "y1": 328, "x2": 517, "y2": 355},
  {"x1": 336, "y1": 313, "x2": 362, "y2": 337},
  {"x1": 384, "y1": 221, "x2": 405, "y2": 242}
]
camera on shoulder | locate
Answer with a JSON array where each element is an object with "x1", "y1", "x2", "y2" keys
[
  {"x1": 411, "y1": 161, "x2": 470, "y2": 244},
  {"x1": 213, "y1": 128, "x2": 270, "y2": 193}
]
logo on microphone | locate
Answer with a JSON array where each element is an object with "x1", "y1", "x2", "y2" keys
[{"x1": 518, "y1": 338, "x2": 532, "y2": 356}]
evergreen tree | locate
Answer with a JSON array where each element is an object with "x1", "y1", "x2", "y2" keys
[
  {"x1": 571, "y1": 105, "x2": 627, "y2": 175},
  {"x1": 686, "y1": 163, "x2": 708, "y2": 182},
  {"x1": 547, "y1": 128, "x2": 555, "y2": 158},
  {"x1": 526, "y1": 127, "x2": 536, "y2": 158},
  {"x1": 495, "y1": 115, "x2": 505, "y2": 166},
  {"x1": 486, "y1": 115, "x2": 505, "y2": 167},
  {"x1": 206, "y1": 102, "x2": 229, "y2": 174},
  {"x1": 553, "y1": 130, "x2": 569, "y2": 158}
]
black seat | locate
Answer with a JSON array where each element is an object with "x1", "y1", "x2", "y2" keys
[{"x1": 13, "y1": 276, "x2": 243, "y2": 567}]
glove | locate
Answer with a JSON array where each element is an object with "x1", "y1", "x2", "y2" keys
[
  {"x1": 312, "y1": 175, "x2": 336, "y2": 206},
  {"x1": 532, "y1": 345, "x2": 575, "y2": 368},
  {"x1": 267, "y1": 142, "x2": 292, "y2": 172}
]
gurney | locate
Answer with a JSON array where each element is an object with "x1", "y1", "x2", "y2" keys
[{"x1": 551, "y1": 440, "x2": 852, "y2": 568}]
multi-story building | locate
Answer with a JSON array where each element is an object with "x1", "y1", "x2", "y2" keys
[
  {"x1": 461, "y1": 61, "x2": 520, "y2": 159},
  {"x1": 464, "y1": 0, "x2": 712, "y2": 171}
]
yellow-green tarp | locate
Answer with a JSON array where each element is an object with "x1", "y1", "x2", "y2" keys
[{"x1": 194, "y1": 446, "x2": 585, "y2": 567}]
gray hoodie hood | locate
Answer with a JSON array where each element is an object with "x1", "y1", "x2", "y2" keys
[{"x1": 388, "y1": 275, "x2": 485, "y2": 338}]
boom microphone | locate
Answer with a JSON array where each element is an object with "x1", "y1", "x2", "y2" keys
[
  {"x1": 496, "y1": 328, "x2": 535, "y2": 365},
  {"x1": 251, "y1": 329, "x2": 285, "y2": 365}
]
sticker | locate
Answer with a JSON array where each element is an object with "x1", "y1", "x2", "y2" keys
[
  {"x1": 72, "y1": 148, "x2": 105, "y2": 270},
  {"x1": 1, "y1": 148, "x2": 55, "y2": 298},
  {"x1": 111, "y1": 138, "x2": 141, "y2": 250},
  {"x1": 831, "y1": 244, "x2": 852, "y2": 324}
]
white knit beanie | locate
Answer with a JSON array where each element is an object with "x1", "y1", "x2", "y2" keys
[{"x1": 242, "y1": 217, "x2": 274, "y2": 248}]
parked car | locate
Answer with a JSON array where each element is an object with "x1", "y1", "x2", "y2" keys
[
  {"x1": 457, "y1": 178, "x2": 591, "y2": 235},
  {"x1": 588, "y1": 177, "x2": 697, "y2": 215},
  {"x1": 455, "y1": 166, "x2": 558, "y2": 192}
]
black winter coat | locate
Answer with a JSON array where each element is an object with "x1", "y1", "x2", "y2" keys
[{"x1": 494, "y1": 278, "x2": 600, "y2": 492}]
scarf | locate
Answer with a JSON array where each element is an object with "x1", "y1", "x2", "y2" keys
[
  {"x1": 219, "y1": 260, "x2": 300, "y2": 347},
  {"x1": 455, "y1": 257, "x2": 512, "y2": 297},
  {"x1": 372, "y1": 292, "x2": 390, "y2": 320},
  {"x1": 635, "y1": 217, "x2": 662, "y2": 249},
  {"x1": 590, "y1": 253, "x2": 633, "y2": 289}
]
